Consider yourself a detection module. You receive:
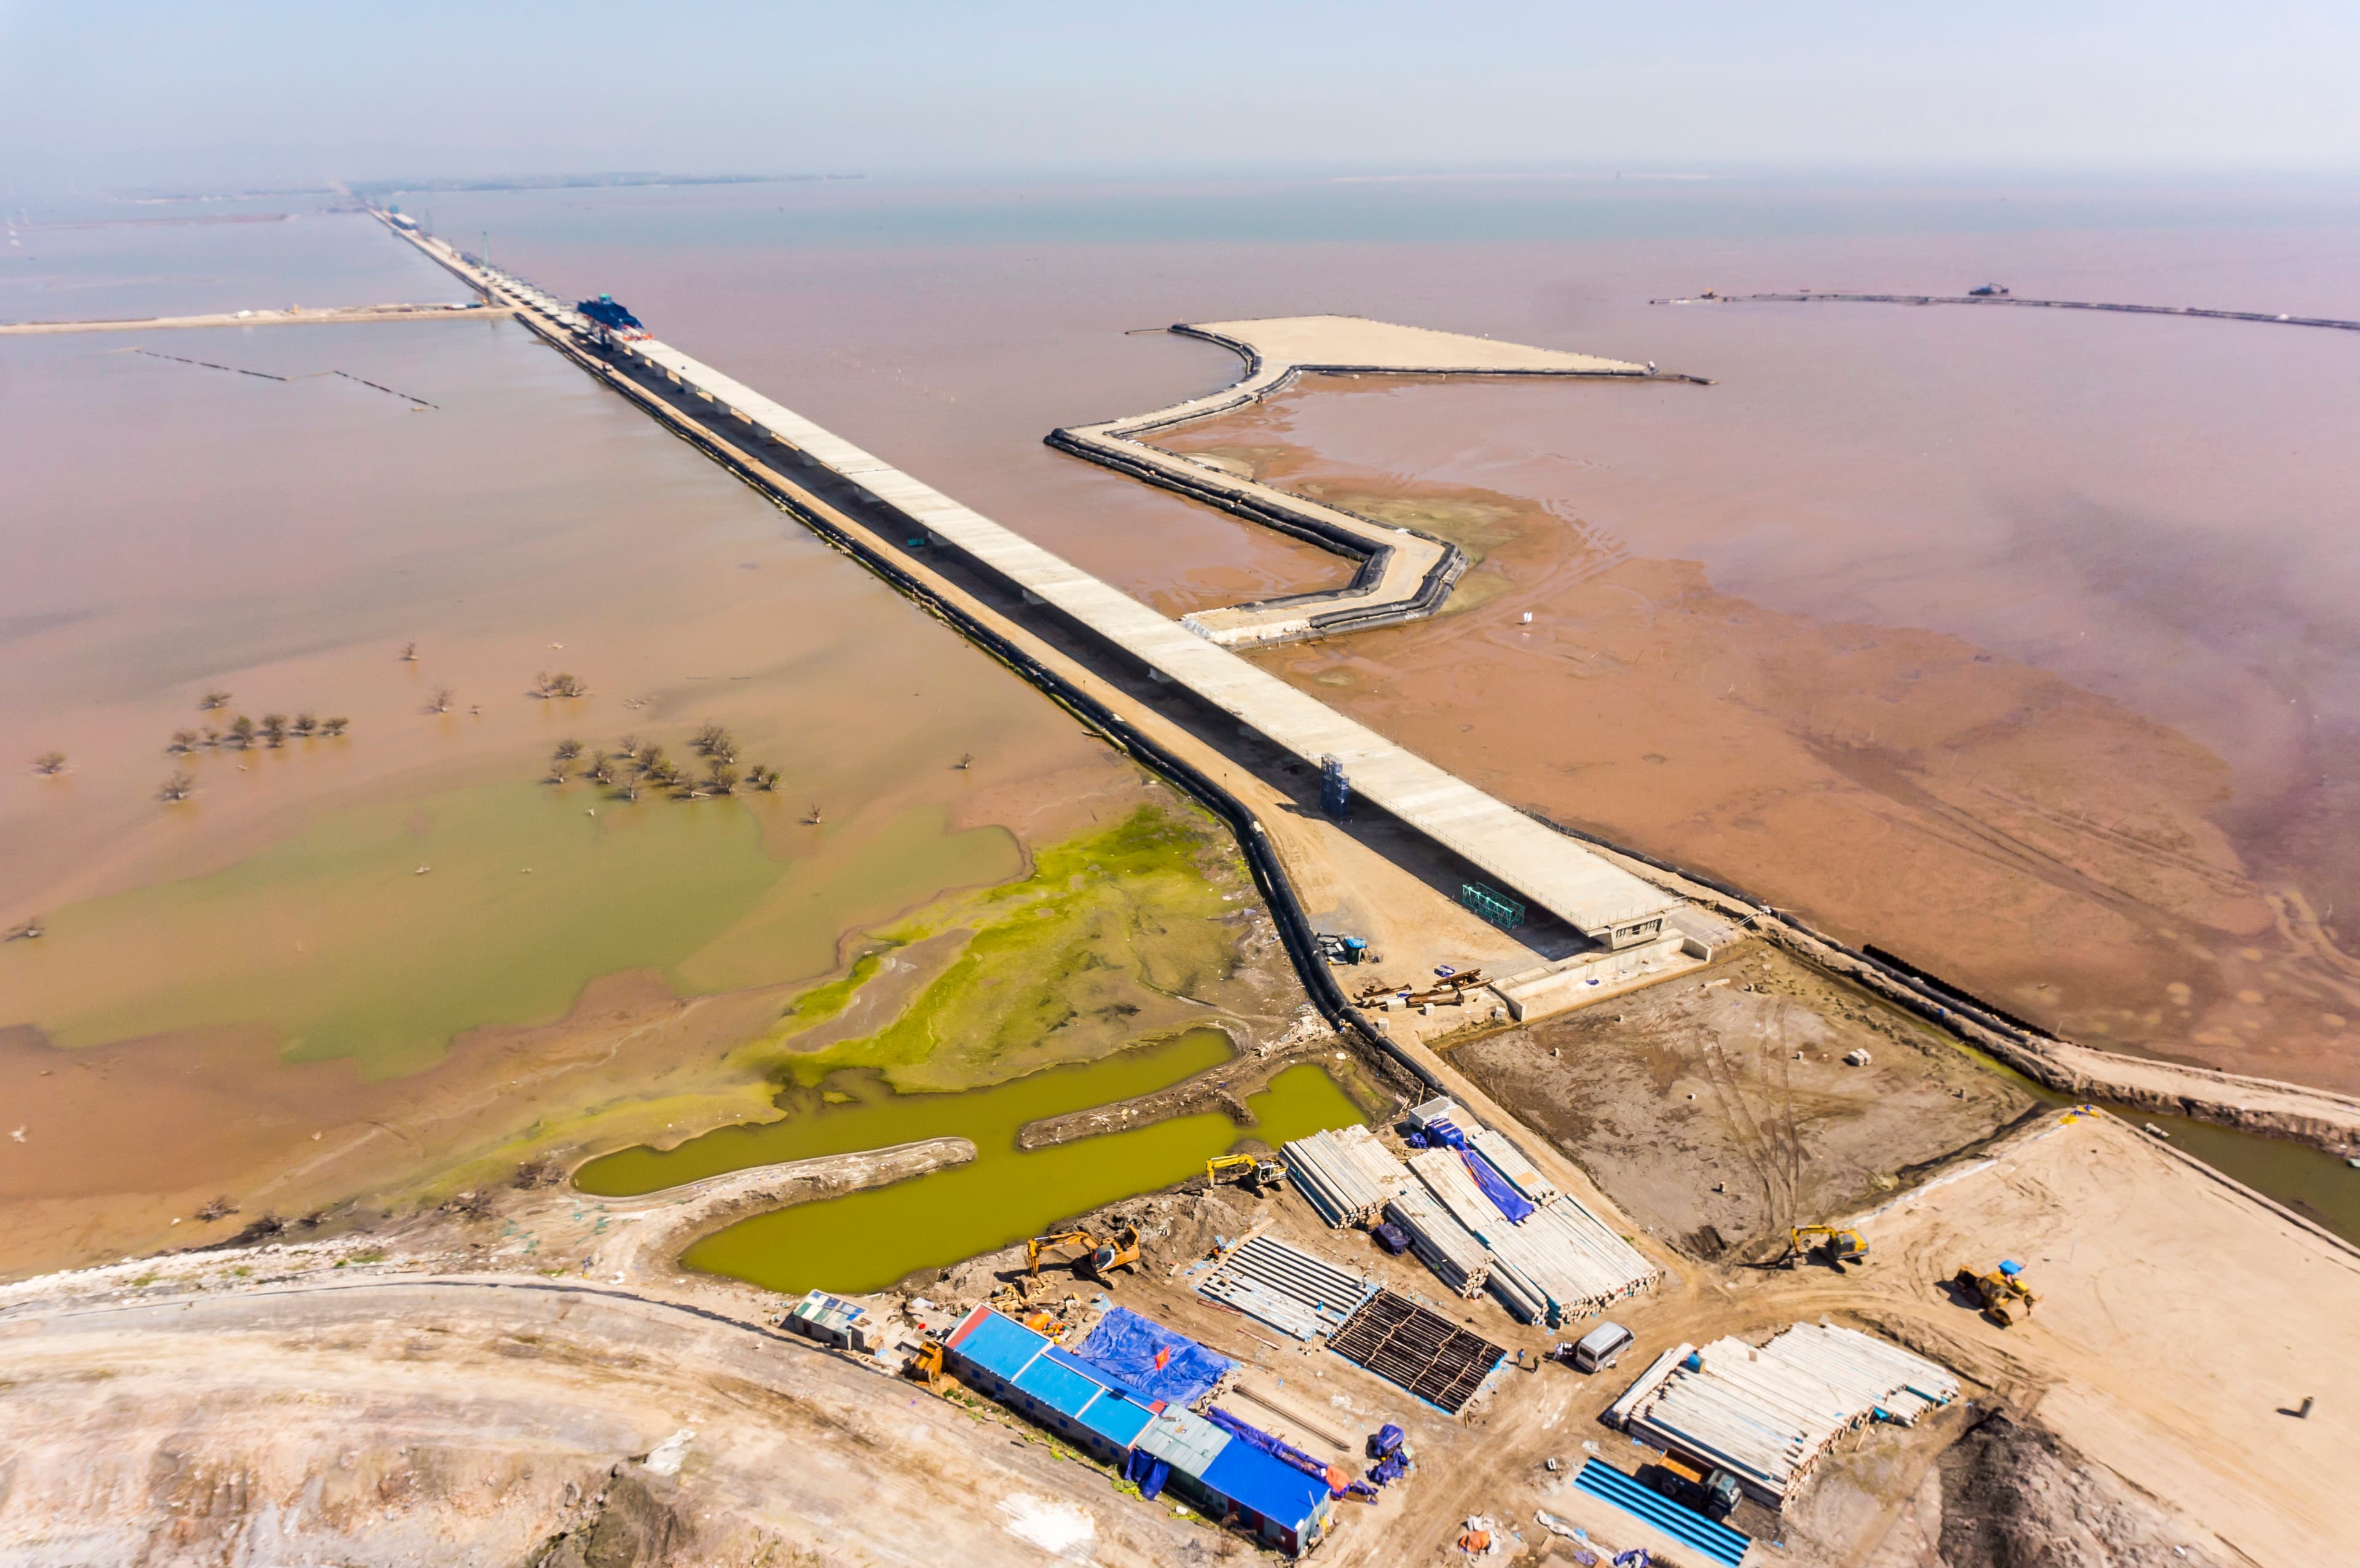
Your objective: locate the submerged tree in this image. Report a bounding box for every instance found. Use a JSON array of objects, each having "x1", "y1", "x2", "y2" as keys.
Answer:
[
  {"x1": 259, "y1": 714, "x2": 288, "y2": 748},
  {"x1": 227, "y1": 716, "x2": 256, "y2": 750},
  {"x1": 707, "y1": 761, "x2": 741, "y2": 795},
  {"x1": 746, "y1": 763, "x2": 781, "y2": 793},
  {"x1": 553, "y1": 738, "x2": 584, "y2": 763},
  {"x1": 157, "y1": 771, "x2": 195, "y2": 802},
  {"x1": 32, "y1": 751, "x2": 66, "y2": 775},
  {"x1": 691, "y1": 722, "x2": 736, "y2": 762},
  {"x1": 427, "y1": 688, "x2": 454, "y2": 715},
  {"x1": 398, "y1": 642, "x2": 419, "y2": 662},
  {"x1": 533, "y1": 671, "x2": 586, "y2": 700},
  {"x1": 584, "y1": 751, "x2": 615, "y2": 786},
  {"x1": 320, "y1": 717, "x2": 350, "y2": 738},
  {"x1": 199, "y1": 690, "x2": 232, "y2": 711},
  {"x1": 291, "y1": 713, "x2": 317, "y2": 739},
  {"x1": 167, "y1": 729, "x2": 200, "y2": 754}
]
